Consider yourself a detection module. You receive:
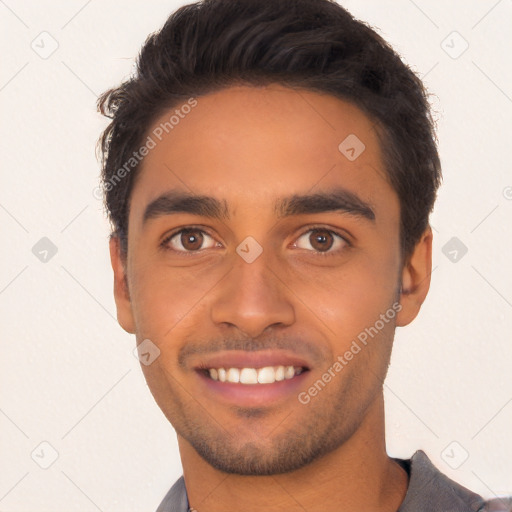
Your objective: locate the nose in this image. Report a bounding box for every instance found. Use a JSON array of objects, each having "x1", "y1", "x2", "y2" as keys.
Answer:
[{"x1": 210, "y1": 251, "x2": 296, "y2": 338}]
